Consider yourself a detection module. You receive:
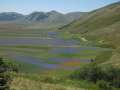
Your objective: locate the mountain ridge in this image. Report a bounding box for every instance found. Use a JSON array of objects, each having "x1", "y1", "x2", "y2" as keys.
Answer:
[{"x1": 0, "y1": 11, "x2": 86, "y2": 24}]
